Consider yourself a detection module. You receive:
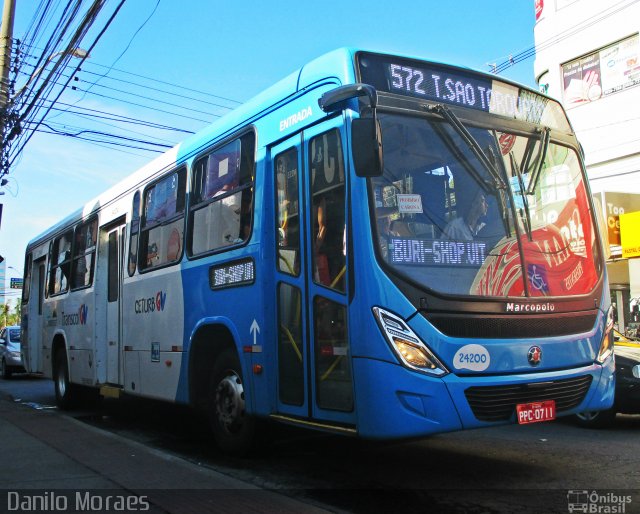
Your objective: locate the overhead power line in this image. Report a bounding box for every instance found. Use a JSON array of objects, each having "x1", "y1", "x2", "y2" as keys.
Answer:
[
  {"x1": 489, "y1": 0, "x2": 639, "y2": 74},
  {"x1": 6, "y1": 0, "x2": 127, "y2": 171}
]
